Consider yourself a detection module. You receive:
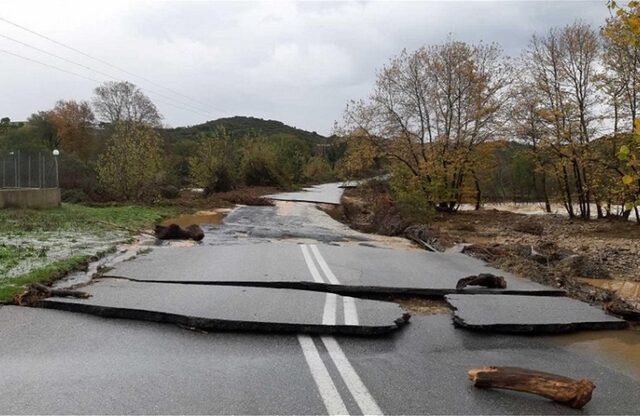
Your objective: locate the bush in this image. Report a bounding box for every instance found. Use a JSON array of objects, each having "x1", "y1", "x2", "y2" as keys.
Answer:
[
  {"x1": 96, "y1": 123, "x2": 164, "y2": 201},
  {"x1": 203, "y1": 163, "x2": 236, "y2": 195},
  {"x1": 241, "y1": 156, "x2": 284, "y2": 186},
  {"x1": 61, "y1": 189, "x2": 89, "y2": 203},
  {"x1": 388, "y1": 165, "x2": 434, "y2": 224},
  {"x1": 304, "y1": 156, "x2": 334, "y2": 183},
  {"x1": 240, "y1": 141, "x2": 286, "y2": 187},
  {"x1": 159, "y1": 185, "x2": 180, "y2": 199}
]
